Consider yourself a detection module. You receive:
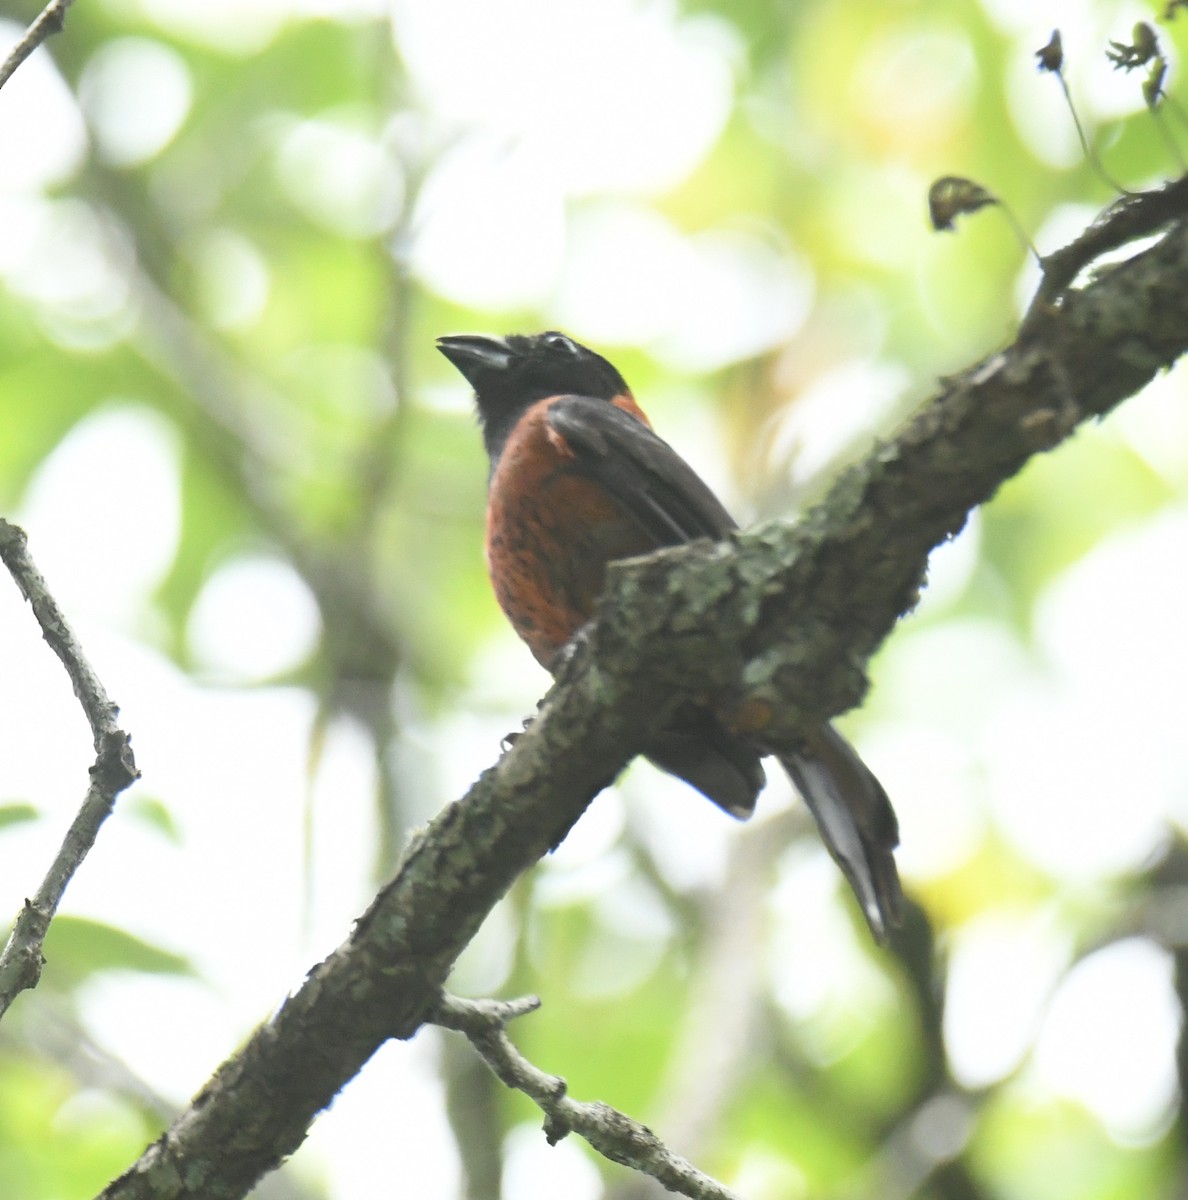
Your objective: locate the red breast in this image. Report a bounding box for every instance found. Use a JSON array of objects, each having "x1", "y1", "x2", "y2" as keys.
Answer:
[{"x1": 485, "y1": 392, "x2": 654, "y2": 669}]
